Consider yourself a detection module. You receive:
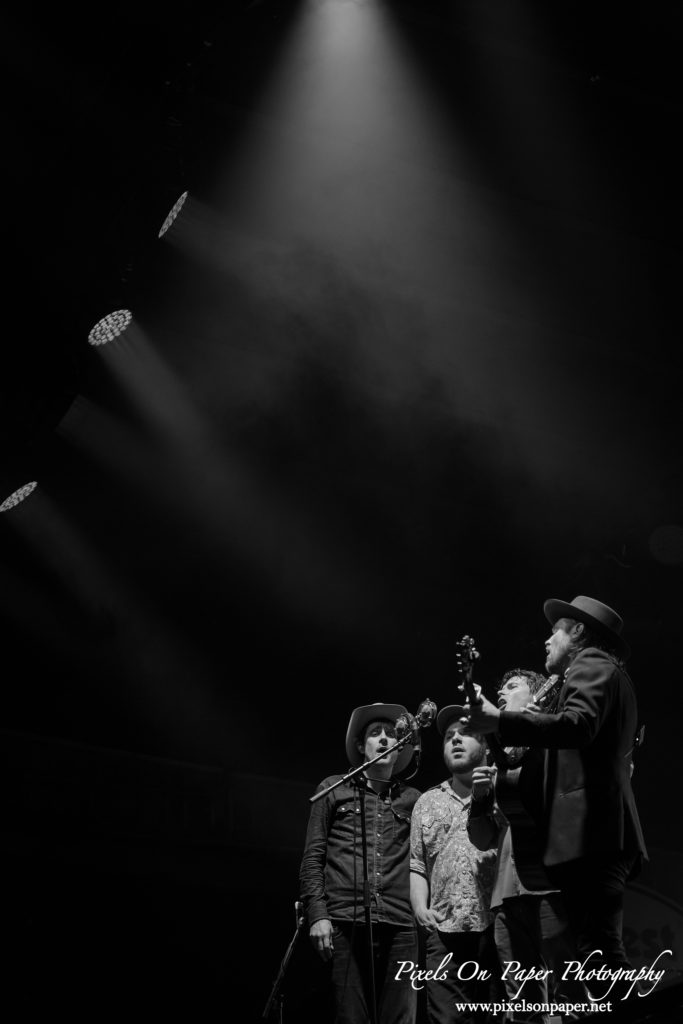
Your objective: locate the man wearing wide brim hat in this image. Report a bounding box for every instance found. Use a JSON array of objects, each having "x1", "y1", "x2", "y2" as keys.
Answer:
[
  {"x1": 465, "y1": 595, "x2": 647, "y2": 1003},
  {"x1": 344, "y1": 702, "x2": 415, "y2": 776},
  {"x1": 299, "y1": 702, "x2": 421, "y2": 1023},
  {"x1": 542, "y1": 595, "x2": 630, "y2": 658}
]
